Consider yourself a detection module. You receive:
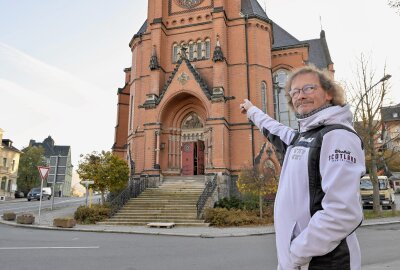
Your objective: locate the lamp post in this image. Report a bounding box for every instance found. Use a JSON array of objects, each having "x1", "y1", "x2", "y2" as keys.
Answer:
[{"x1": 353, "y1": 74, "x2": 392, "y2": 122}]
